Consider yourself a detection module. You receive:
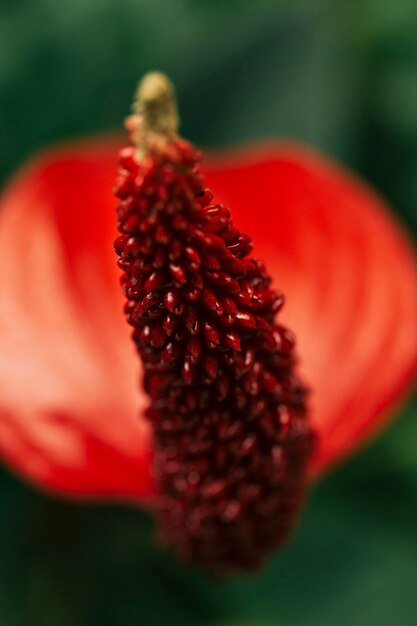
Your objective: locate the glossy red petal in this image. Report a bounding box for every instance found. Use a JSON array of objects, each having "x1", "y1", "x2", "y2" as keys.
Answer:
[
  {"x1": 0, "y1": 138, "x2": 416, "y2": 500},
  {"x1": 203, "y1": 143, "x2": 417, "y2": 475},
  {"x1": 0, "y1": 140, "x2": 153, "y2": 501}
]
